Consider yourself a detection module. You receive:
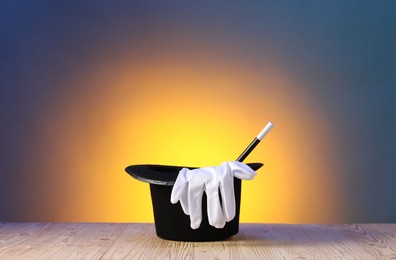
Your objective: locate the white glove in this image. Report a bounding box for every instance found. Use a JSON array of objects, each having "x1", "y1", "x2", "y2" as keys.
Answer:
[{"x1": 170, "y1": 161, "x2": 256, "y2": 229}]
